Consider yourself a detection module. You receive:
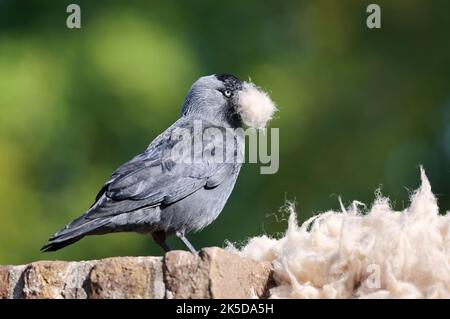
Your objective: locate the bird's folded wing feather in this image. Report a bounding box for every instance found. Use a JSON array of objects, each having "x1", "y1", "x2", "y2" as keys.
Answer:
[{"x1": 84, "y1": 119, "x2": 240, "y2": 220}]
